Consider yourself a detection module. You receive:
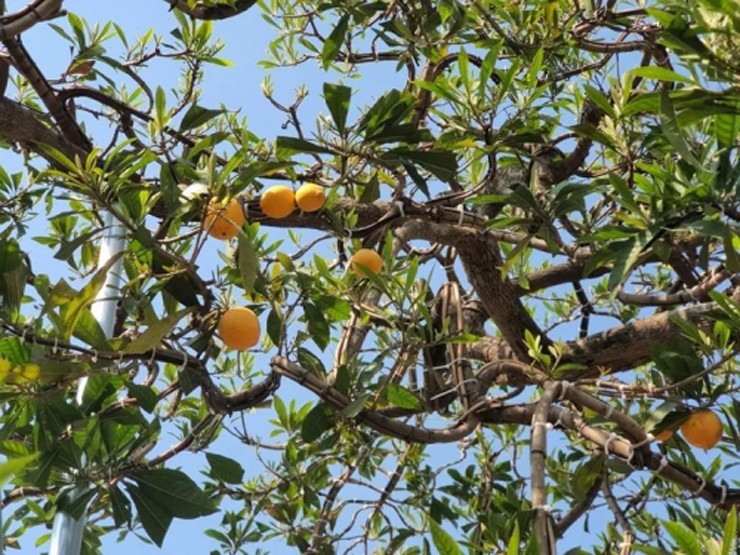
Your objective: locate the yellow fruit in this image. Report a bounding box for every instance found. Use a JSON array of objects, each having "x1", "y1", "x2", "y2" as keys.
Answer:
[
  {"x1": 218, "y1": 307, "x2": 261, "y2": 351},
  {"x1": 260, "y1": 186, "x2": 295, "y2": 219},
  {"x1": 654, "y1": 429, "x2": 673, "y2": 443},
  {"x1": 295, "y1": 183, "x2": 326, "y2": 212},
  {"x1": 0, "y1": 358, "x2": 12, "y2": 382},
  {"x1": 203, "y1": 199, "x2": 245, "y2": 240},
  {"x1": 350, "y1": 249, "x2": 383, "y2": 277},
  {"x1": 20, "y1": 363, "x2": 41, "y2": 381},
  {"x1": 680, "y1": 409, "x2": 723, "y2": 450}
]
